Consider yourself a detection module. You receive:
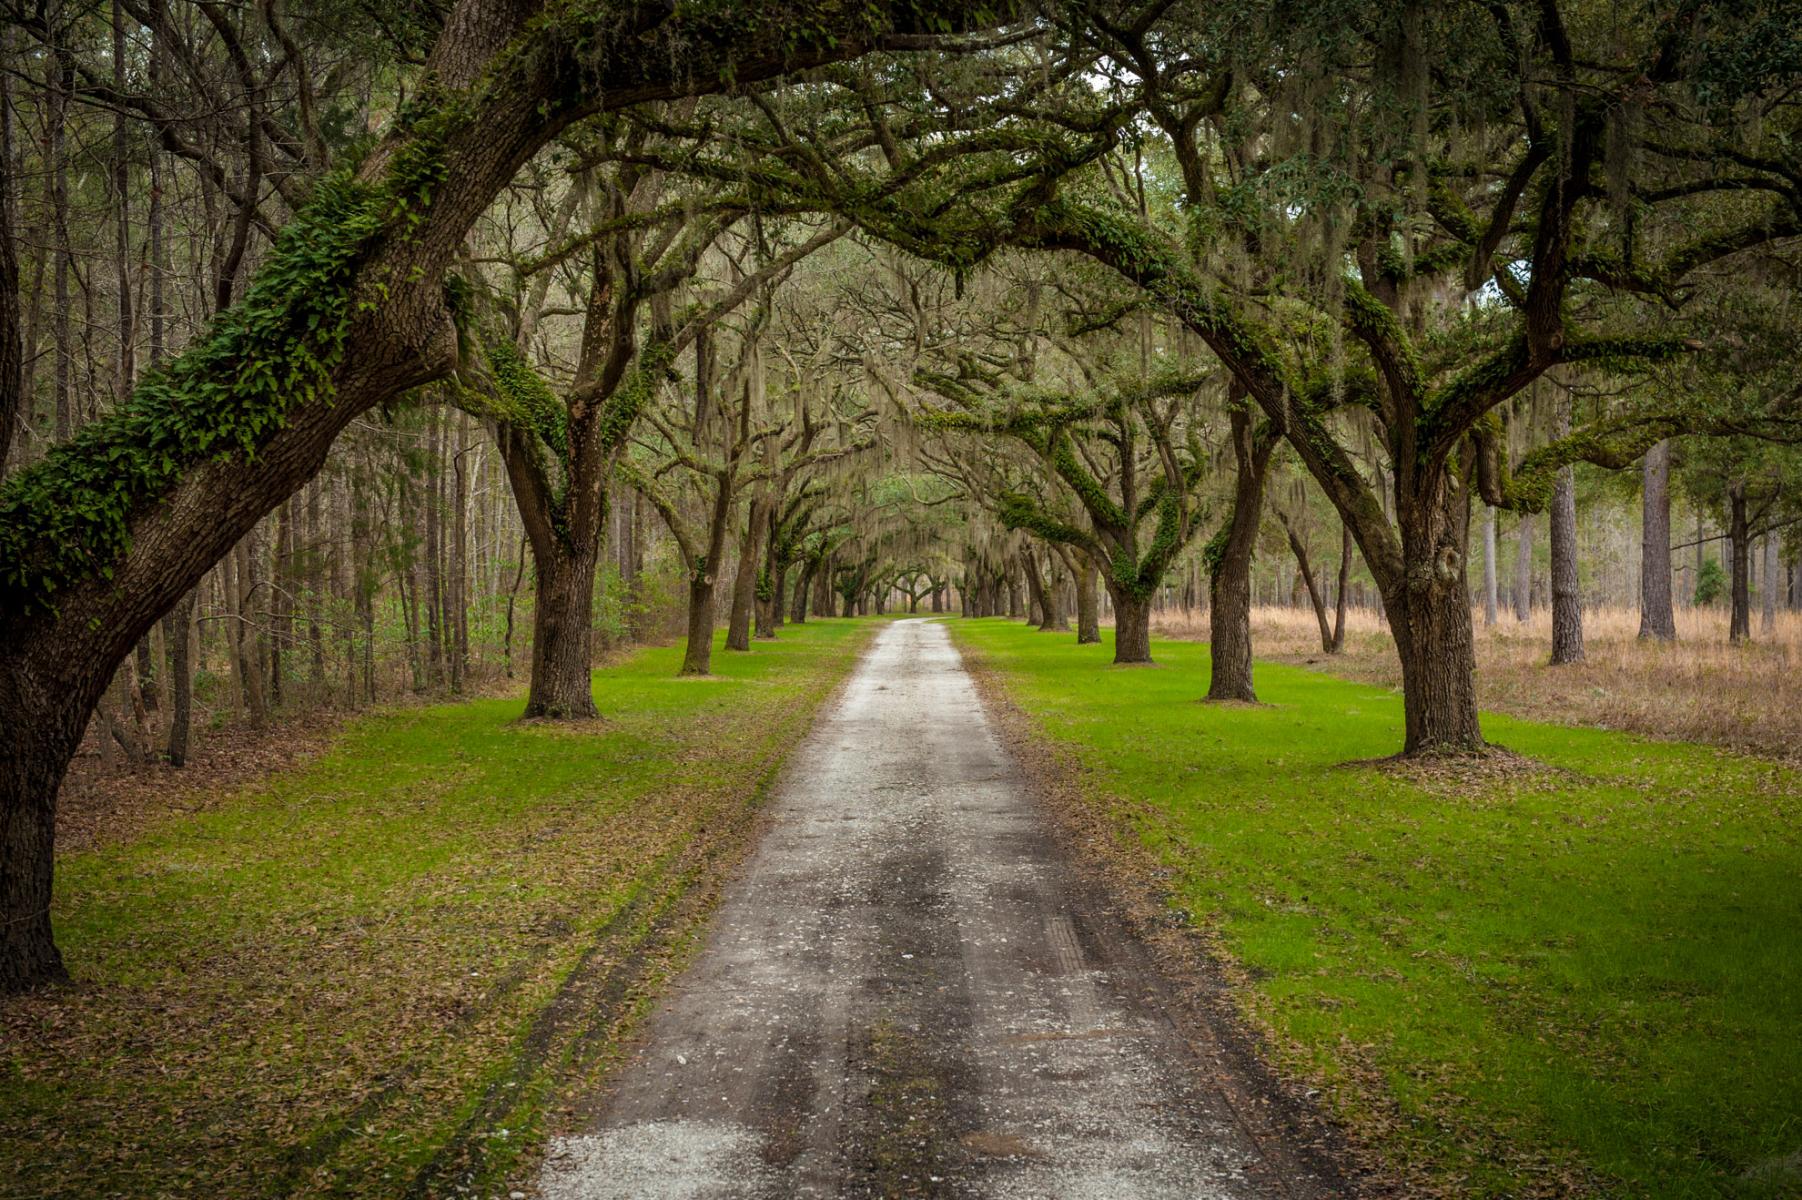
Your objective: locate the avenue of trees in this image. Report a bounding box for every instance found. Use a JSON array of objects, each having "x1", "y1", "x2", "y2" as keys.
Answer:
[{"x1": 2, "y1": 0, "x2": 1800, "y2": 993}]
